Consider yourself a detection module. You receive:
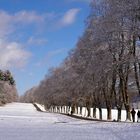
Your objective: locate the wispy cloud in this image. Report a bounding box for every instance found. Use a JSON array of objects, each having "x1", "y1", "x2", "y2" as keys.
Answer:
[
  {"x1": 28, "y1": 72, "x2": 33, "y2": 77},
  {"x1": 14, "y1": 11, "x2": 45, "y2": 24},
  {"x1": 66, "y1": 0, "x2": 91, "y2": 3},
  {"x1": 0, "y1": 39, "x2": 31, "y2": 69},
  {"x1": 0, "y1": 9, "x2": 80, "y2": 37},
  {"x1": 35, "y1": 48, "x2": 68, "y2": 67},
  {"x1": 27, "y1": 36, "x2": 48, "y2": 46},
  {"x1": 58, "y1": 8, "x2": 80, "y2": 27},
  {"x1": 0, "y1": 11, "x2": 14, "y2": 38},
  {"x1": 0, "y1": 10, "x2": 46, "y2": 38}
]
